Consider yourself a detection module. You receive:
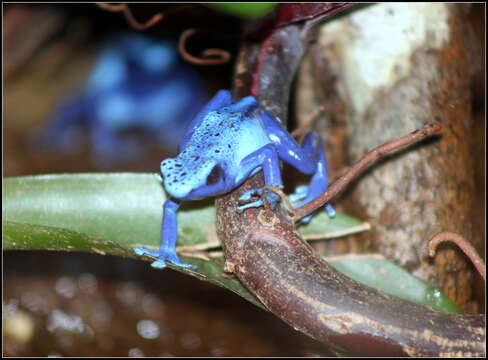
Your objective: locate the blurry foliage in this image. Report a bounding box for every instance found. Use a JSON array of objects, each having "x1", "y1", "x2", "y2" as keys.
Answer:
[{"x1": 205, "y1": 3, "x2": 277, "y2": 18}]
